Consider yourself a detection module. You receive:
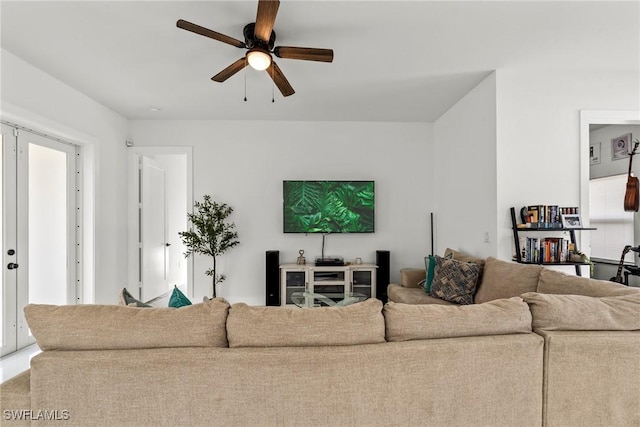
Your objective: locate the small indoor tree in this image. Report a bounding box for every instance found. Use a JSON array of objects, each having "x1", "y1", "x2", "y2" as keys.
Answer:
[{"x1": 179, "y1": 195, "x2": 239, "y2": 298}]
